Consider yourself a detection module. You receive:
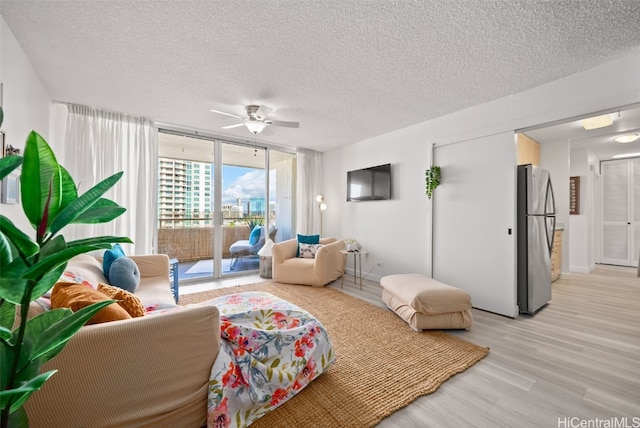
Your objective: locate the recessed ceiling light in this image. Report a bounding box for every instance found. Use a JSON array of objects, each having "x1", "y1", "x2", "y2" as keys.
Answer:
[
  {"x1": 612, "y1": 152, "x2": 640, "y2": 159},
  {"x1": 613, "y1": 133, "x2": 640, "y2": 143},
  {"x1": 579, "y1": 114, "x2": 613, "y2": 130}
]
